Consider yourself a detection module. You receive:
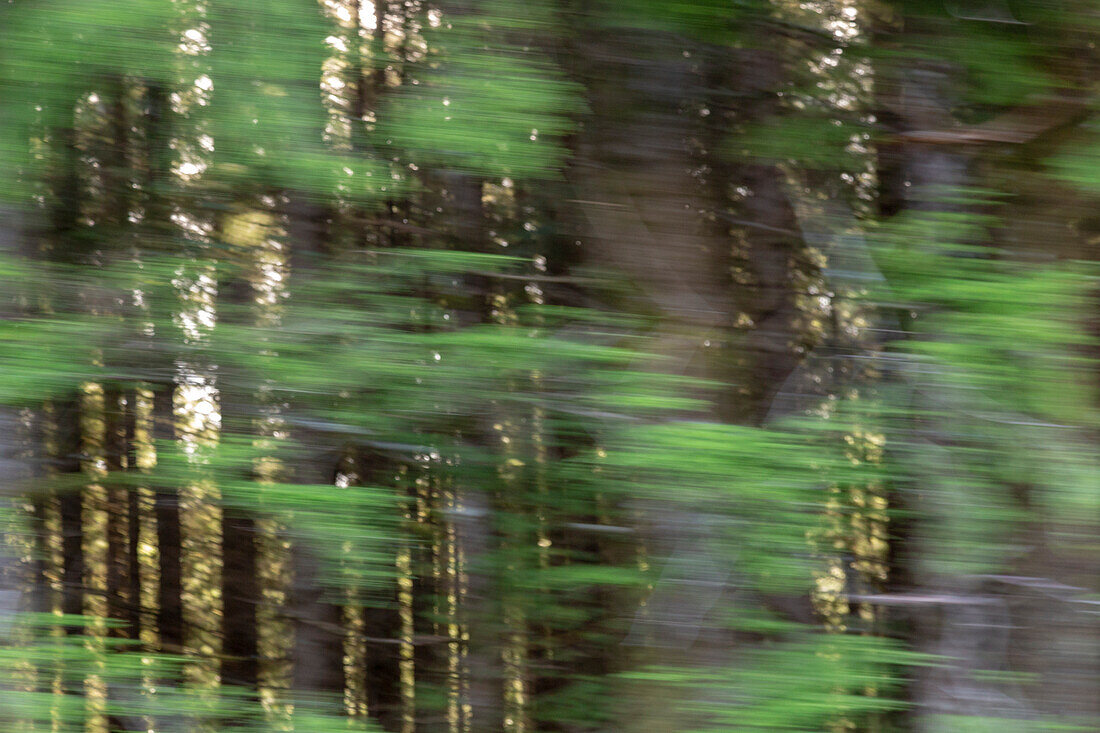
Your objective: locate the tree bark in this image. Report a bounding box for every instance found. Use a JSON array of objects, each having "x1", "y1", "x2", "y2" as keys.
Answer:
[
  {"x1": 868, "y1": 12, "x2": 1100, "y2": 728},
  {"x1": 567, "y1": 22, "x2": 808, "y2": 729},
  {"x1": 216, "y1": 225, "x2": 264, "y2": 703},
  {"x1": 220, "y1": 512, "x2": 259, "y2": 689},
  {"x1": 153, "y1": 386, "x2": 183, "y2": 653},
  {"x1": 56, "y1": 399, "x2": 85, "y2": 635},
  {"x1": 284, "y1": 194, "x2": 347, "y2": 719},
  {"x1": 125, "y1": 392, "x2": 142, "y2": 642},
  {"x1": 287, "y1": 452, "x2": 347, "y2": 716},
  {"x1": 104, "y1": 387, "x2": 131, "y2": 635}
]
